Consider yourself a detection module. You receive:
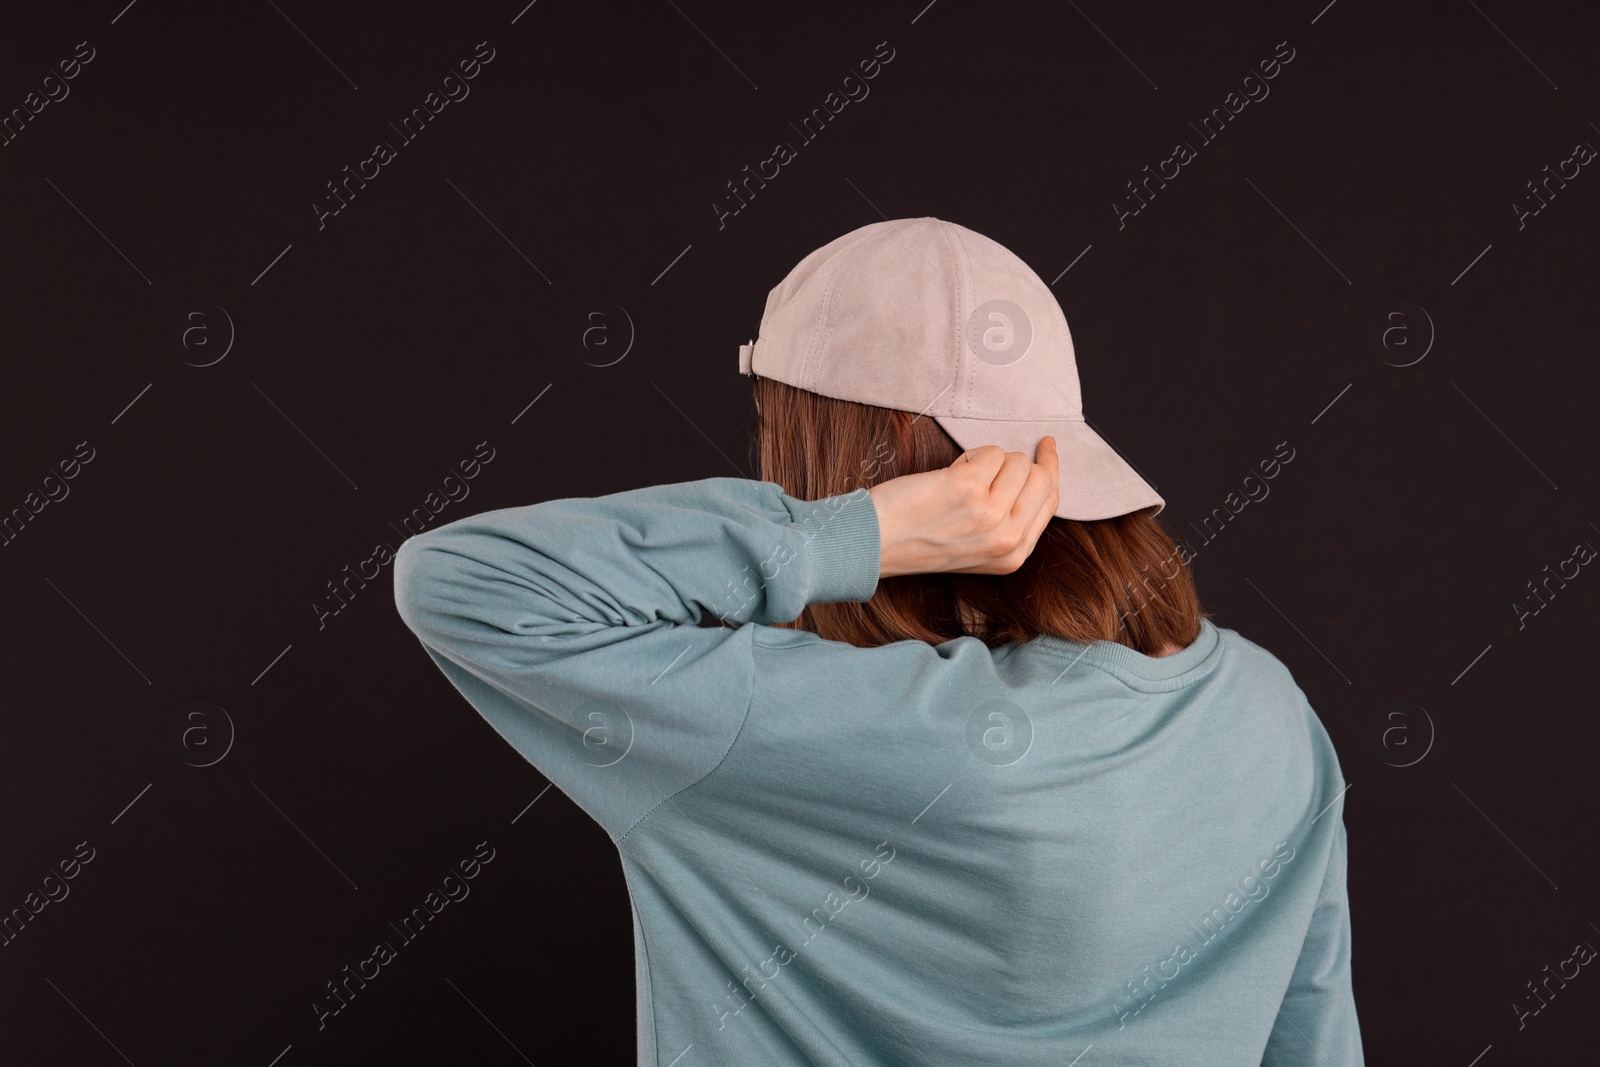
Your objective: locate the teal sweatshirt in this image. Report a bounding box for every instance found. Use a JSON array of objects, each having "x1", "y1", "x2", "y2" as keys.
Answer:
[{"x1": 392, "y1": 476, "x2": 1363, "y2": 1066}]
